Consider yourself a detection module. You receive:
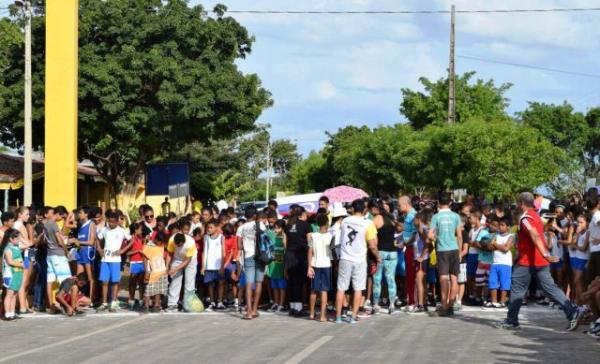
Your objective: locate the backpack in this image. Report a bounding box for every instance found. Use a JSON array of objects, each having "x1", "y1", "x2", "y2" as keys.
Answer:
[{"x1": 254, "y1": 221, "x2": 274, "y2": 266}]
